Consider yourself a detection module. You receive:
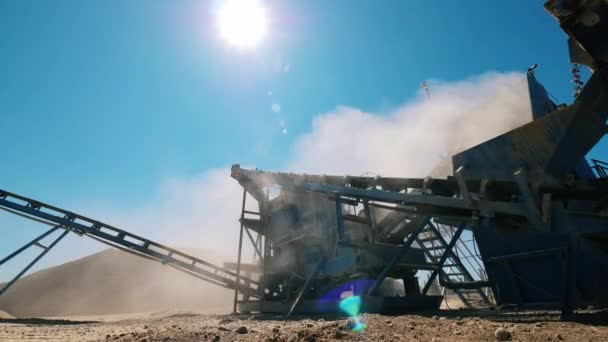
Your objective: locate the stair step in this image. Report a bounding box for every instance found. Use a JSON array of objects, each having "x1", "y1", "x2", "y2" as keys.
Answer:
[
  {"x1": 418, "y1": 236, "x2": 440, "y2": 243},
  {"x1": 426, "y1": 246, "x2": 445, "y2": 251}
]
